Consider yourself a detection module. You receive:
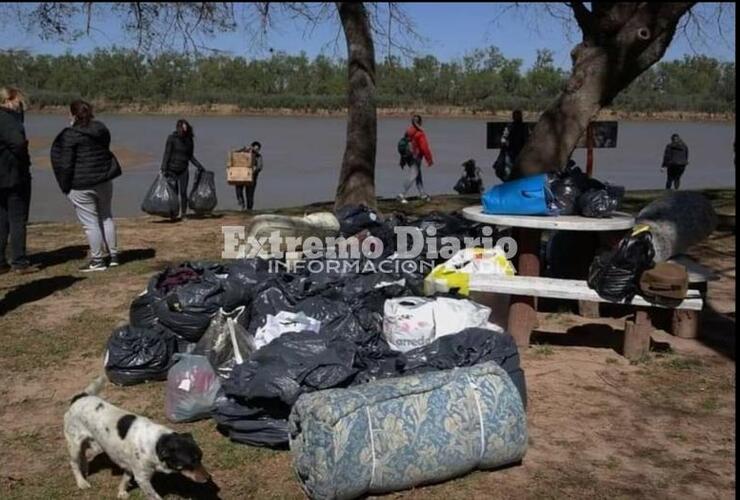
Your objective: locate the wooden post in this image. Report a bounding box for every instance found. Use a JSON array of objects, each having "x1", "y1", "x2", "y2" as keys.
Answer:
[
  {"x1": 508, "y1": 227, "x2": 541, "y2": 347},
  {"x1": 578, "y1": 301, "x2": 600, "y2": 318},
  {"x1": 623, "y1": 308, "x2": 651, "y2": 360},
  {"x1": 586, "y1": 122, "x2": 594, "y2": 177},
  {"x1": 671, "y1": 309, "x2": 700, "y2": 339}
]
